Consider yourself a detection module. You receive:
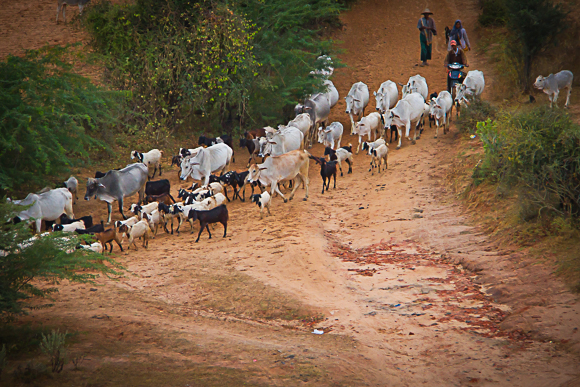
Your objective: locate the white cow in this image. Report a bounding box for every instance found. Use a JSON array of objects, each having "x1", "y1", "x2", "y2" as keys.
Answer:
[
  {"x1": 455, "y1": 70, "x2": 485, "y2": 107},
  {"x1": 247, "y1": 150, "x2": 310, "y2": 203},
  {"x1": 323, "y1": 80, "x2": 339, "y2": 108},
  {"x1": 180, "y1": 143, "x2": 232, "y2": 185},
  {"x1": 534, "y1": 70, "x2": 573, "y2": 108},
  {"x1": 384, "y1": 93, "x2": 426, "y2": 149},
  {"x1": 286, "y1": 113, "x2": 312, "y2": 148},
  {"x1": 262, "y1": 126, "x2": 303, "y2": 157},
  {"x1": 429, "y1": 91, "x2": 453, "y2": 138},
  {"x1": 345, "y1": 82, "x2": 370, "y2": 134},
  {"x1": 353, "y1": 112, "x2": 382, "y2": 154},
  {"x1": 318, "y1": 122, "x2": 343, "y2": 150},
  {"x1": 401, "y1": 75, "x2": 429, "y2": 100},
  {"x1": 374, "y1": 81, "x2": 399, "y2": 114},
  {"x1": 12, "y1": 188, "x2": 74, "y2": 234}
]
